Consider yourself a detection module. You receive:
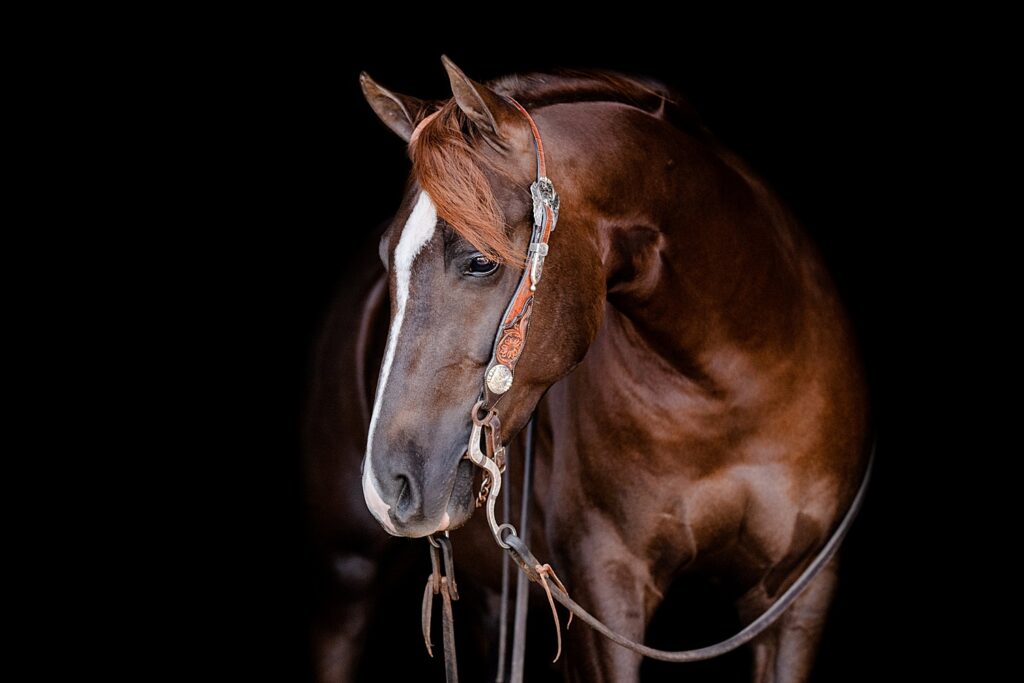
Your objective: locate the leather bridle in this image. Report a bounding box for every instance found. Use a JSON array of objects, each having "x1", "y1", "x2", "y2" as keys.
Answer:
[
  {"x1": 418, "y1": 98, "x2": 874, "y2": 683},
  {"x1": 463, "y1": 98, "x2": 559, "y2": 551}
]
